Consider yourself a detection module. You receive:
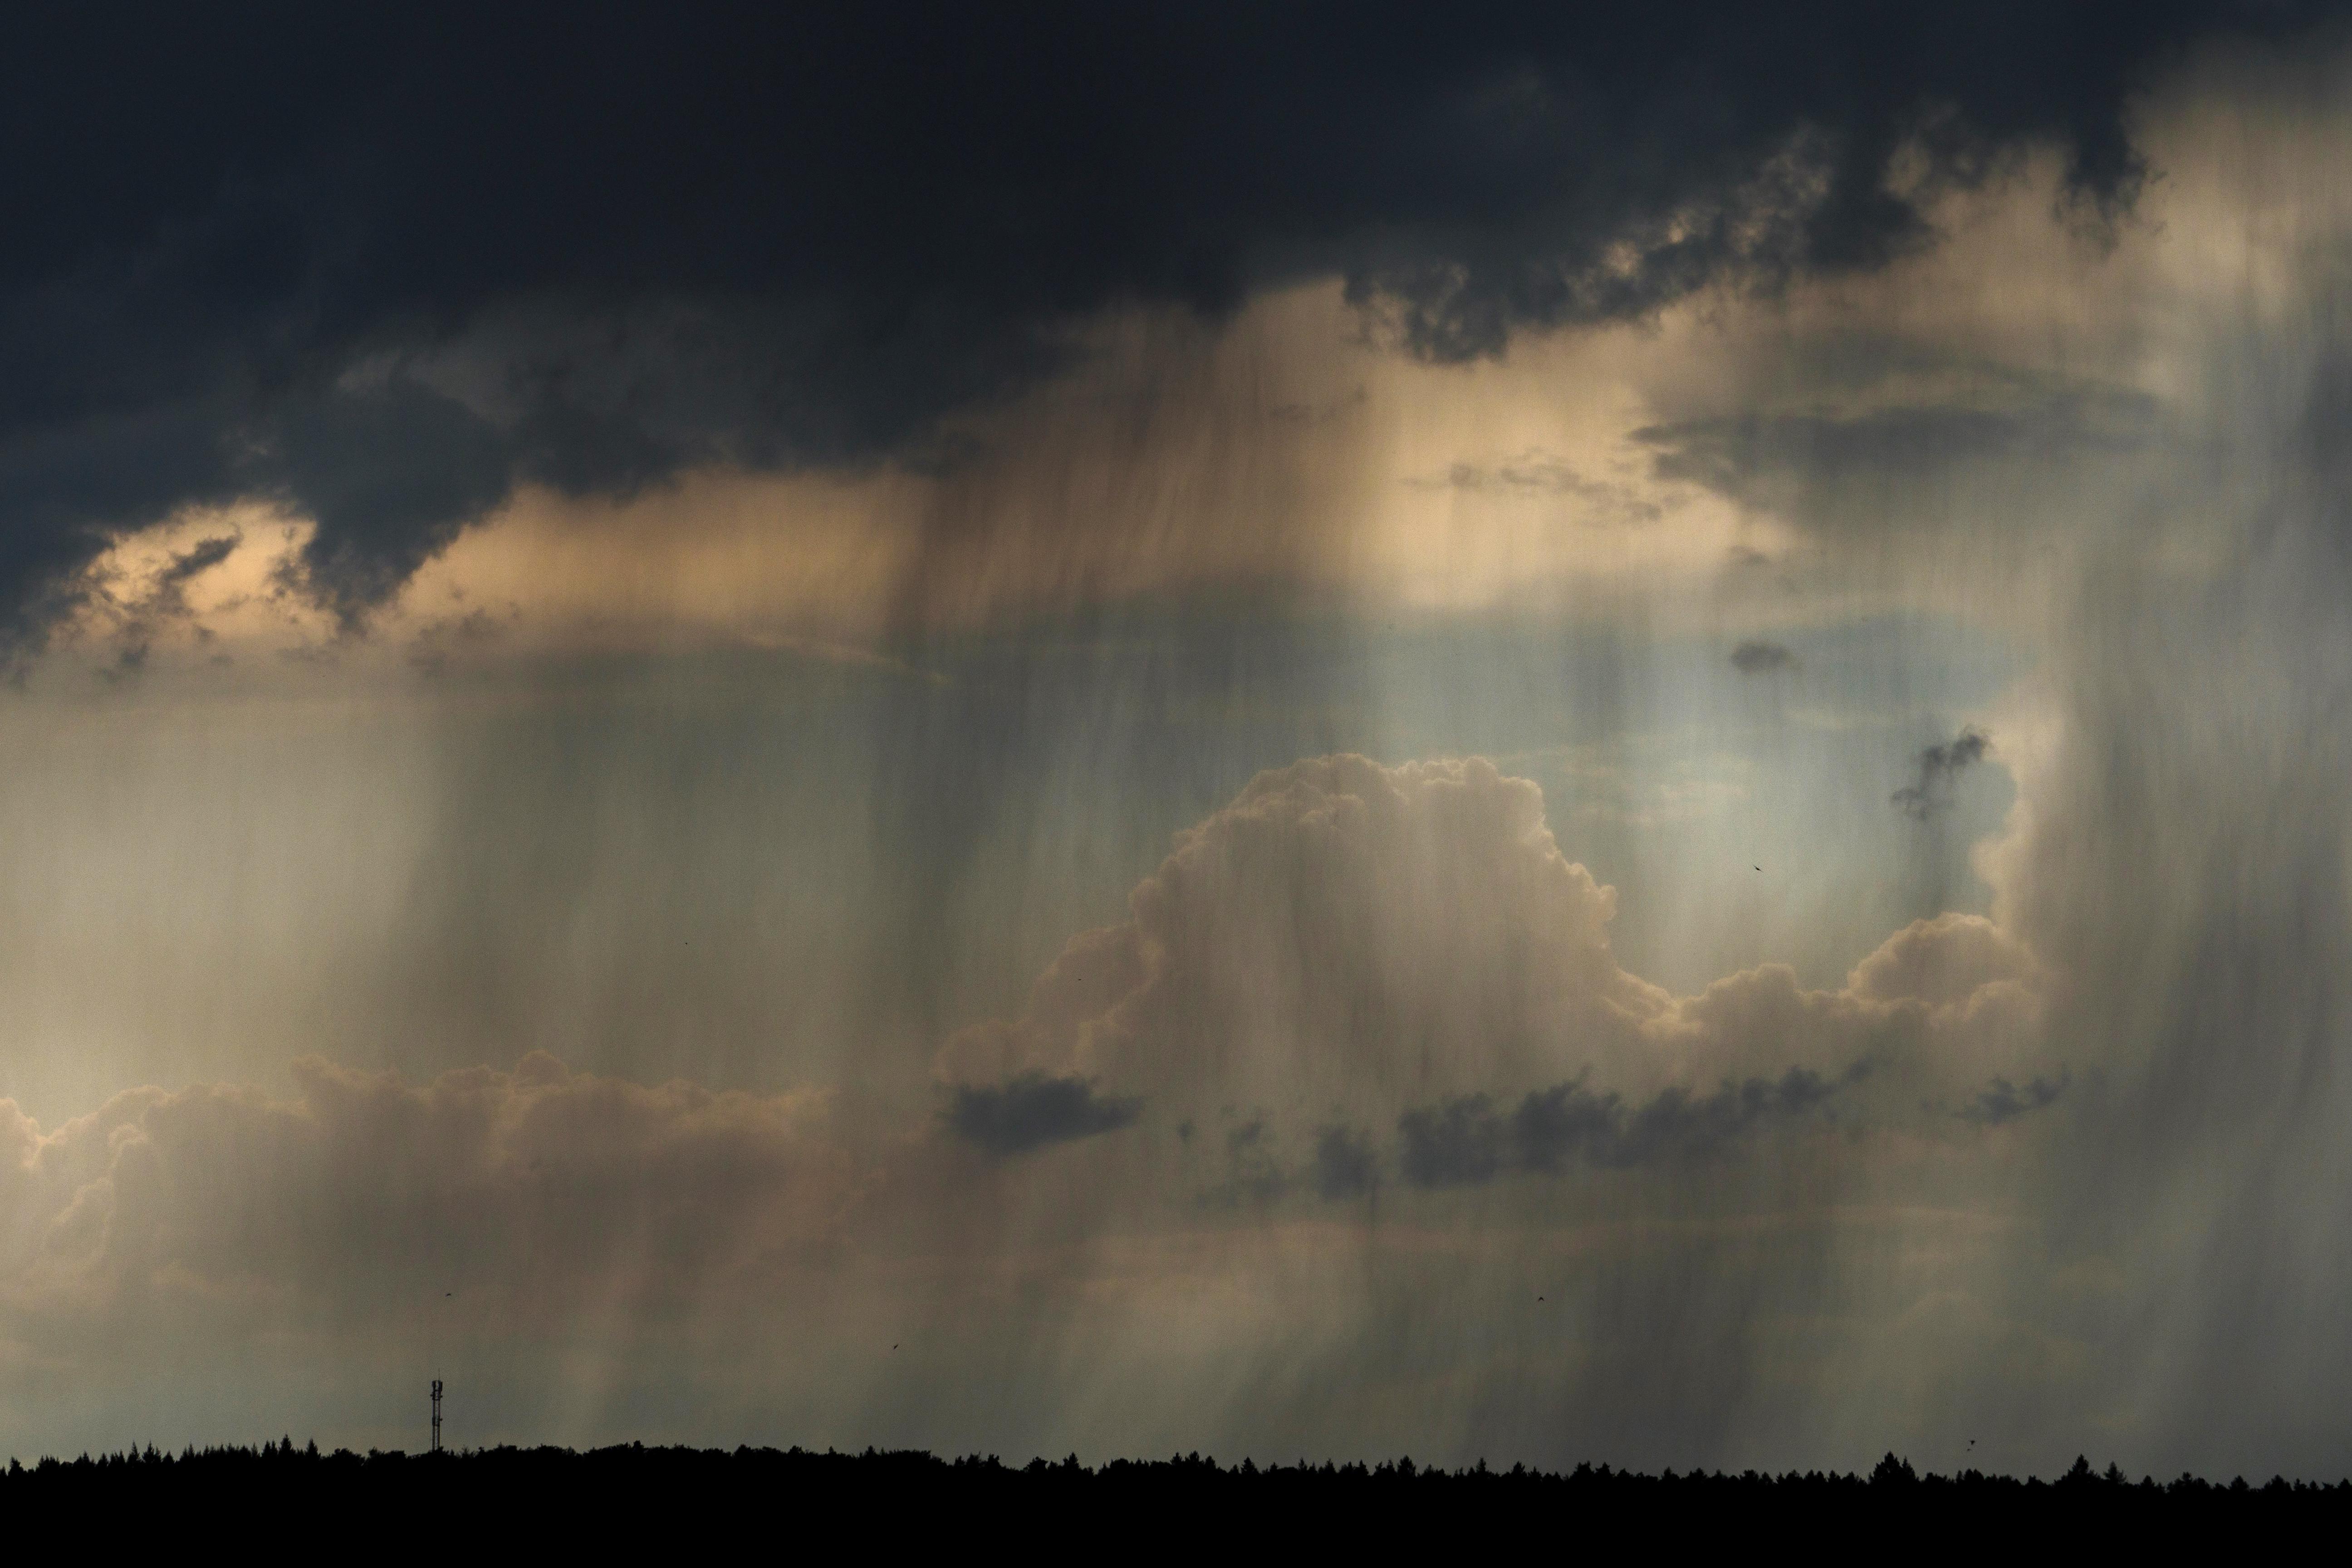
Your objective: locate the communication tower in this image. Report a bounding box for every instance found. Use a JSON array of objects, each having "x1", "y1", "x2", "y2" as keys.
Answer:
[{"x1": 431, "y1": 1379, "x2": 443, "y2": 1454}]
